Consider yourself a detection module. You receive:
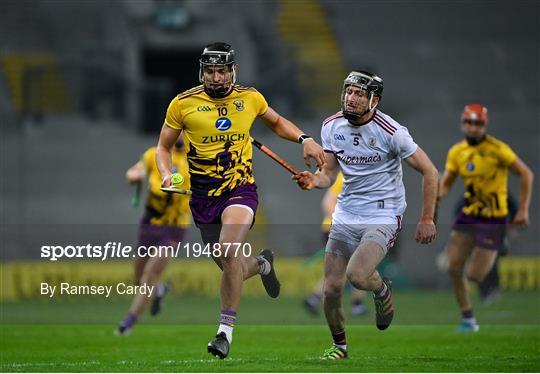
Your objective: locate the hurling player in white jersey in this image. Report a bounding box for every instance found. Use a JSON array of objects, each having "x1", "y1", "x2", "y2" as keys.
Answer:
[{"x1": 295, "y1": 70, "x2": 438, "y2": 360}]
